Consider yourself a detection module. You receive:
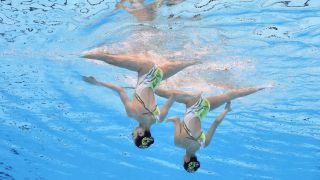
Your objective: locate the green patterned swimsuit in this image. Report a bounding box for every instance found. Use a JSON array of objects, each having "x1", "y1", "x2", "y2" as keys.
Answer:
[
  {"x1": 183, "y1": 96, "x2": 210, "y2": 148},
  {"x1": 135, "y1": 66, "x2": 163, "y2": 122}
]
